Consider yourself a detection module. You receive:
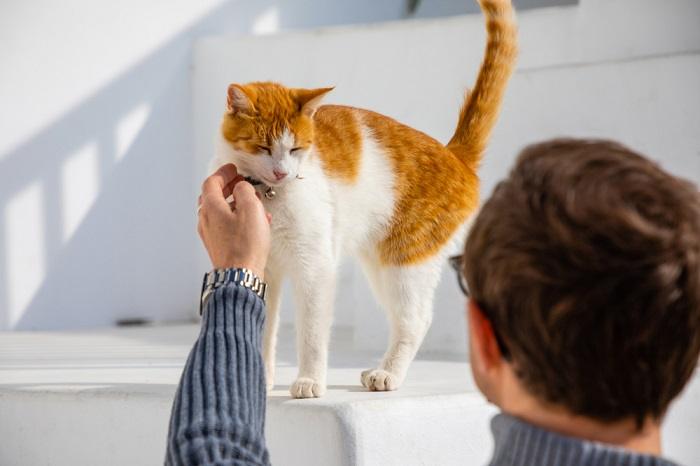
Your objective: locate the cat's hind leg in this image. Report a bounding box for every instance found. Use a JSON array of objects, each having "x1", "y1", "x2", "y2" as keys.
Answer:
[{"x1": 360, "y1": 255, "x2": 444, "y2": 391}]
